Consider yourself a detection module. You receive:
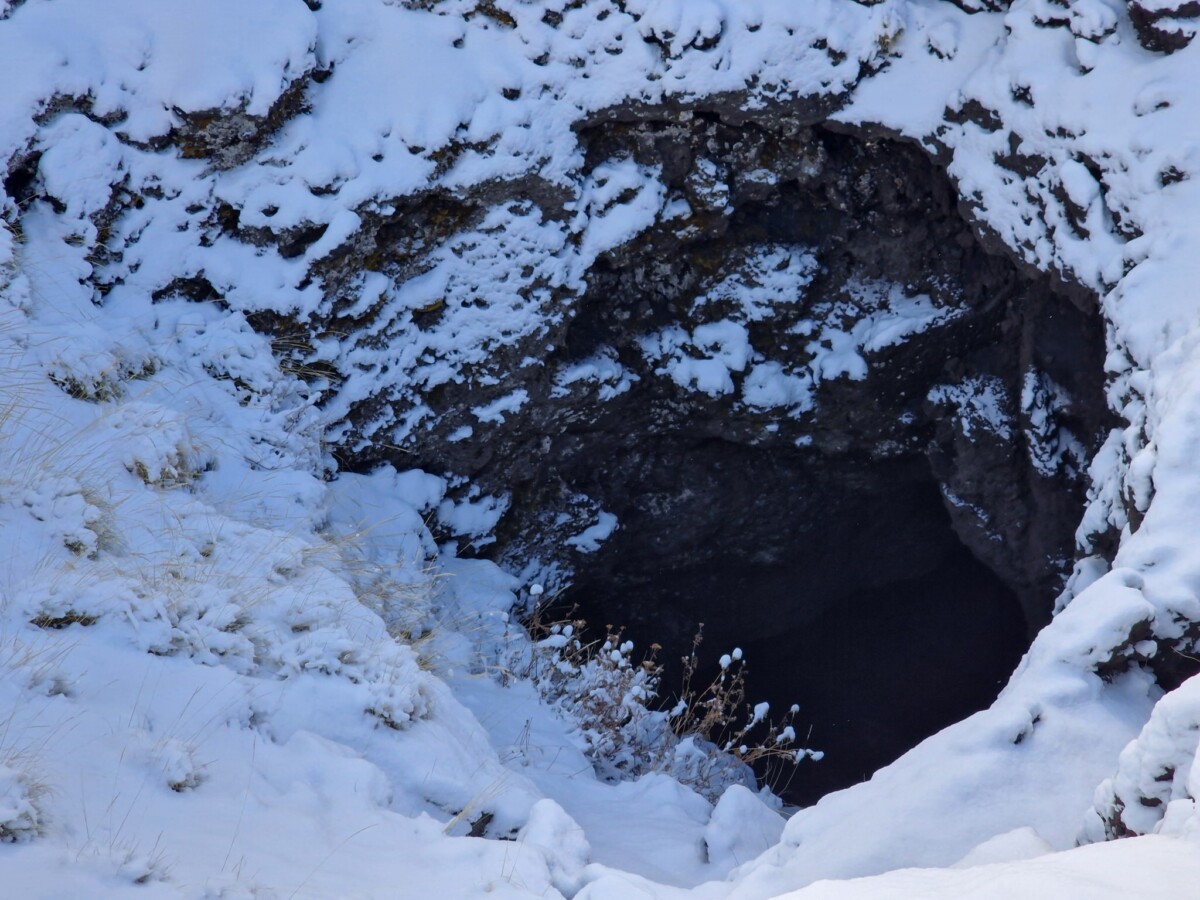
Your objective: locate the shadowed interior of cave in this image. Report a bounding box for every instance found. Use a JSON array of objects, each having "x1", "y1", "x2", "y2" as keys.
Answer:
[
  {"x1": 558, "y1": 447, "x2": 1030, "y2": 808},
  {"x1": 740, "y1": 547, "x2": 1026, "y2": 806}
]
